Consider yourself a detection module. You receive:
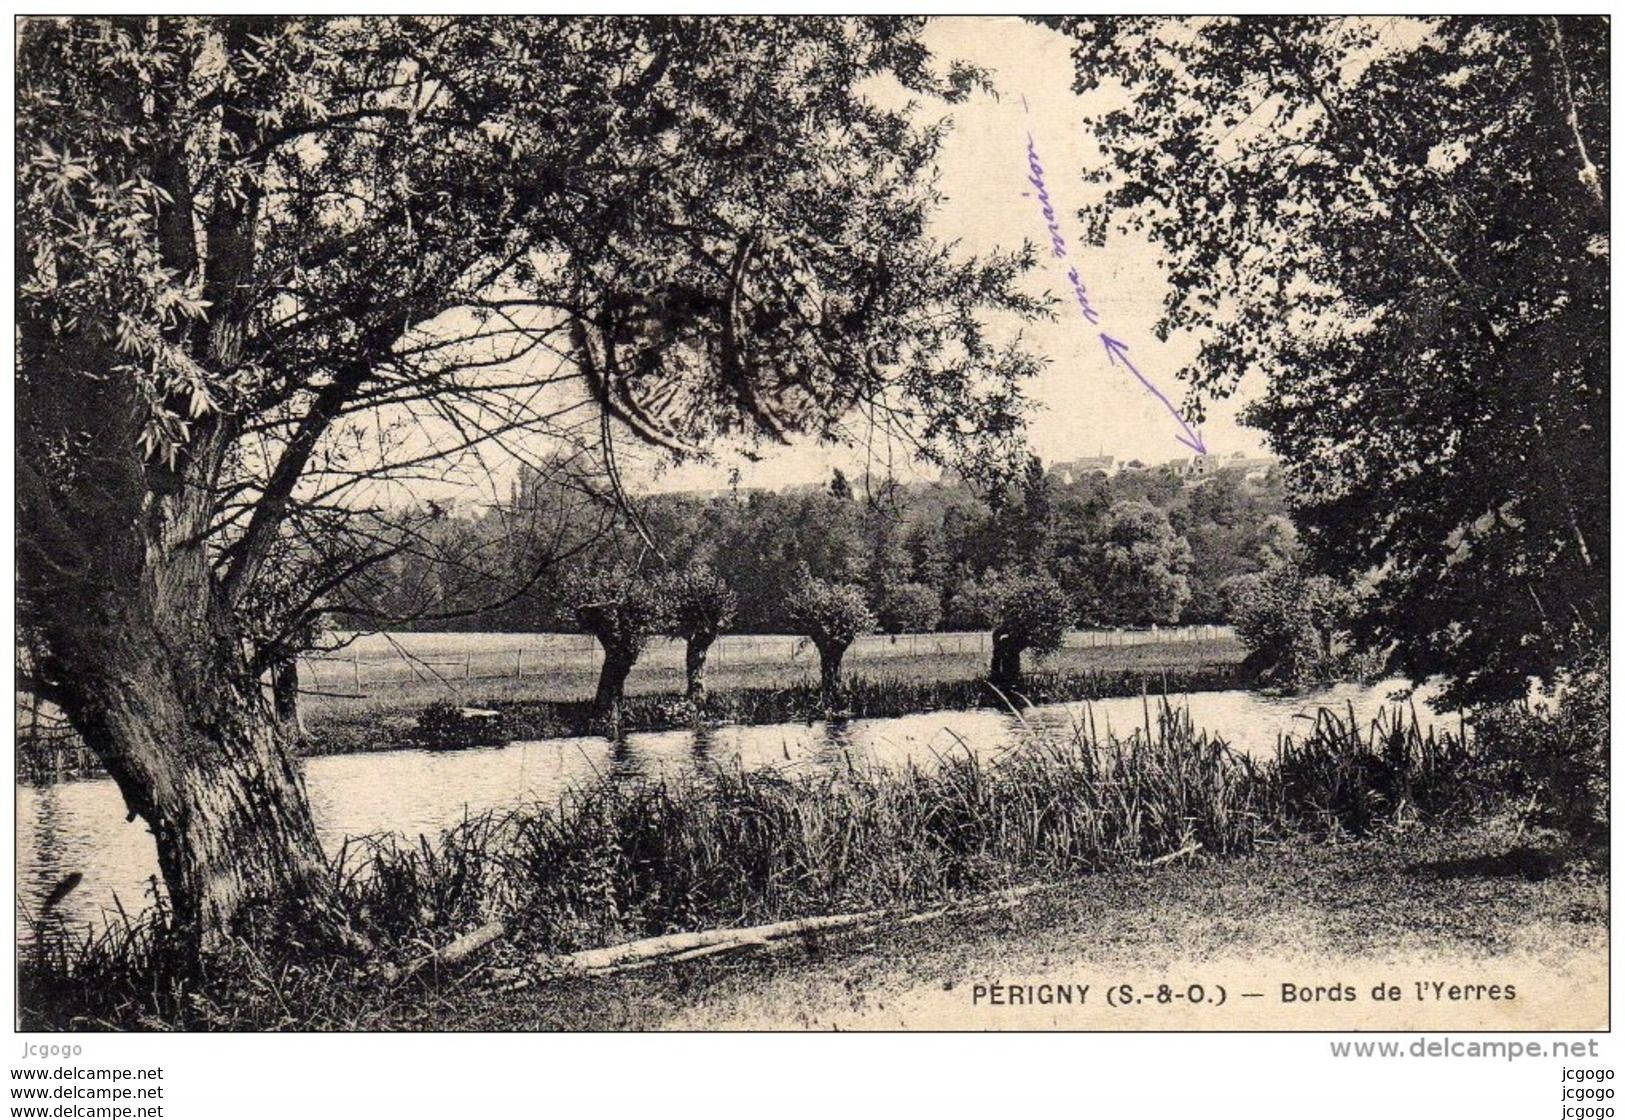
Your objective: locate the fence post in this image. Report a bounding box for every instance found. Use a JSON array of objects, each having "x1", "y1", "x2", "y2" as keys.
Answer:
[
  {"x1": 352, "y1": 653, "x2": 361, "y2": 688},
  {"x1": 465, "y1": 651, "x2": 473, "y2": 681},
  {"x1": 516, "y1": 649, "x2": 524, "y2": 678}
]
